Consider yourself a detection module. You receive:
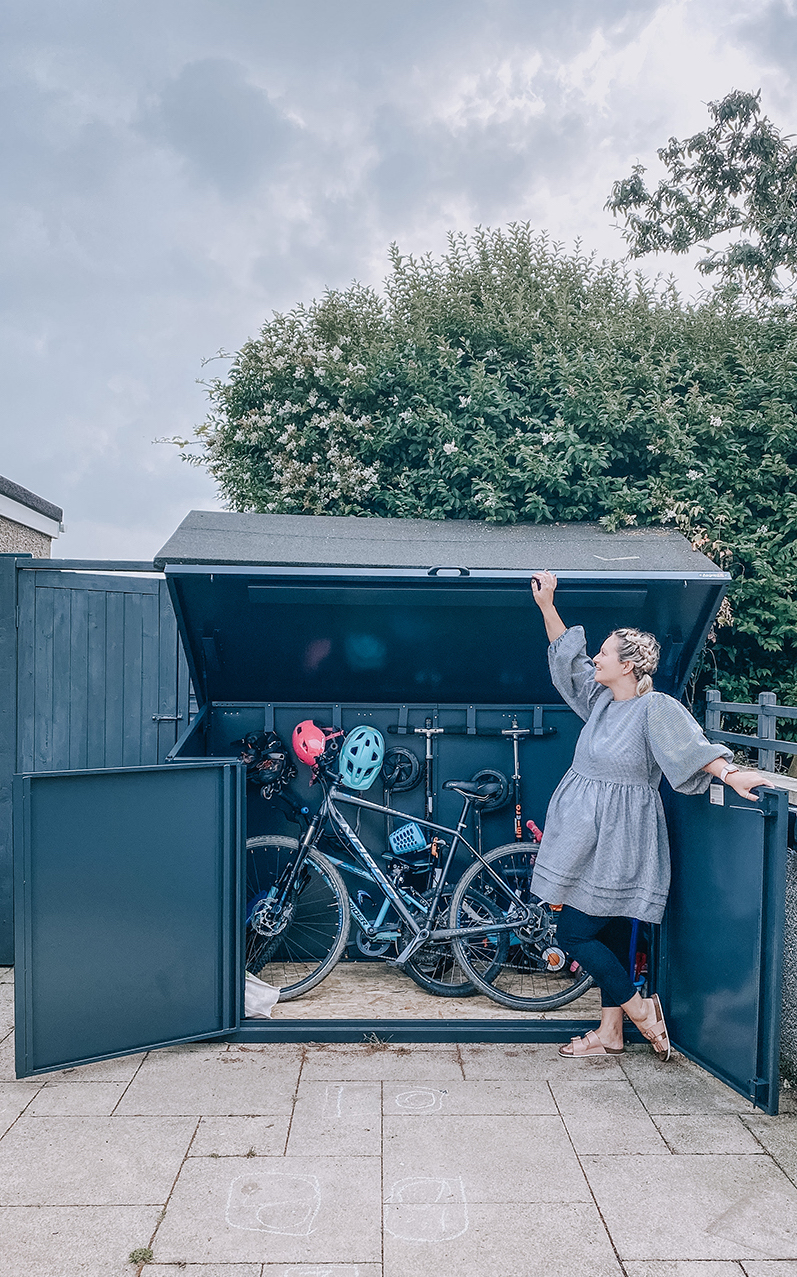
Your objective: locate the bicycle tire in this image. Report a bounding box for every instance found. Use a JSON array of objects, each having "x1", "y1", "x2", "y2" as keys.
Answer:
[
  {"x1": 245, "y1": 835, "x2": 350, "y2": 1001},
  {"x1": 400, "y1": 888, "x2": 503, "y2": 998},
  {"x1": 449, "y1": 843, "x2": 594, "y2": 1011}
]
